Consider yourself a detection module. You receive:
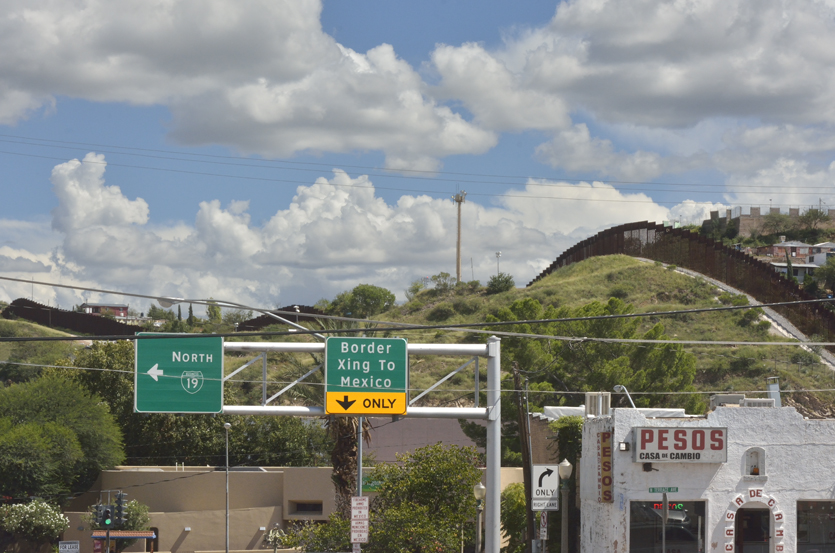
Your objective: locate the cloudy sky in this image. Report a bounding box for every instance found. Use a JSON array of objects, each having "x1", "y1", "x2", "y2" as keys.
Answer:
[{"x1": 1, "y1": 0, "x2": 834, "y2": 313}]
